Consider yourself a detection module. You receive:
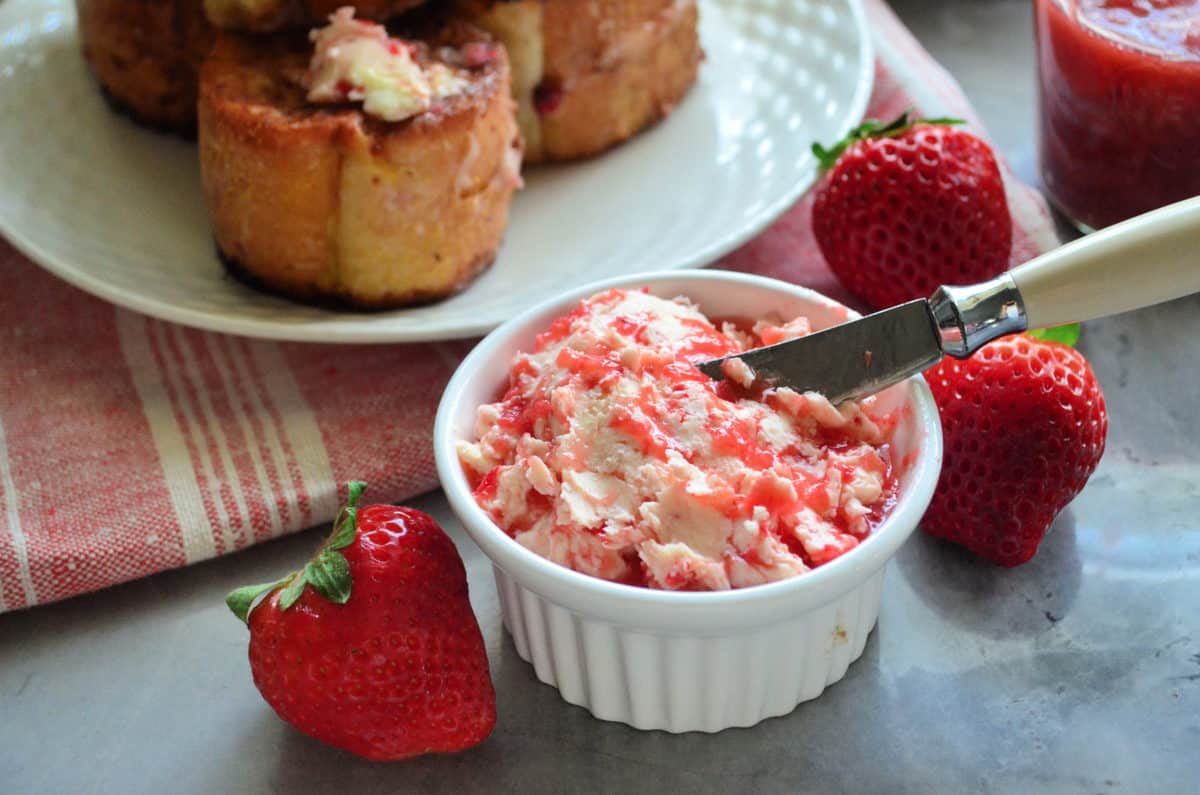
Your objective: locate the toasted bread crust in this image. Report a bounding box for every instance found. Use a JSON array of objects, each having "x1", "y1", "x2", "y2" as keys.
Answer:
[
  {"x1": 202, "y1": 0, "x2": 429, "y2": 33},
  {"x1": 219, "y1": 245, "x2": 499, "y2": 310},
  {"x1": 76, "y1": 0, "x2": 215, "y2": 132},
  {"x1": 198, "y1": 27, "x2": 521, "y2": 309},
  {"x1": 455, "y1": 0, "x2": 700, "y2": 162}
]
